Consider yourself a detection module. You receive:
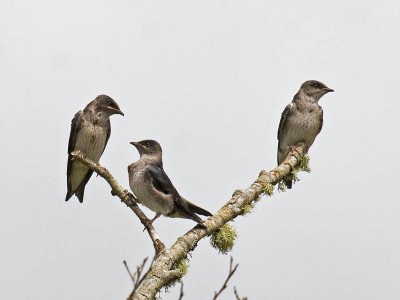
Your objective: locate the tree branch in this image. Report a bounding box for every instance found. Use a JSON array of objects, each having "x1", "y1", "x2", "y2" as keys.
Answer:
[
  {"x1": 131, "y1": 146, "x2": 305, "y2": 299},
  {"x1": 71, "y1": 151, "x2": 166, "y2": 254},
  {"x1": 73, "y1": 147, "x2": 305, "y2": 299}
]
